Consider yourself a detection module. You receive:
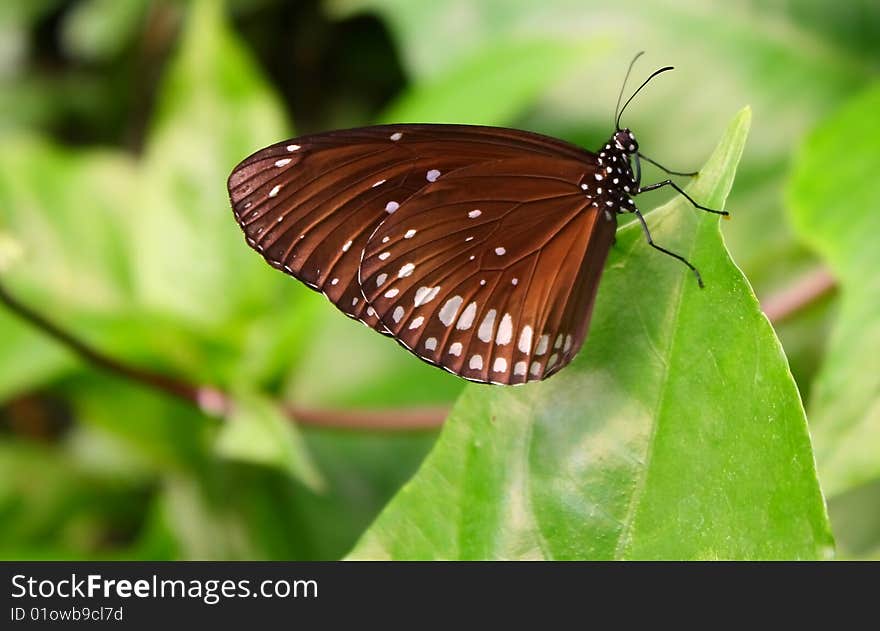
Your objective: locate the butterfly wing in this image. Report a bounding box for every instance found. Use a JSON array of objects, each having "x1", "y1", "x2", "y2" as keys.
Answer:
[
  {"x1": 359, "y1": 156, "x2": 617, "y2": 385},
  {"x1": 227, "y1": 124, "x2": 591, "y2": 333}
]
